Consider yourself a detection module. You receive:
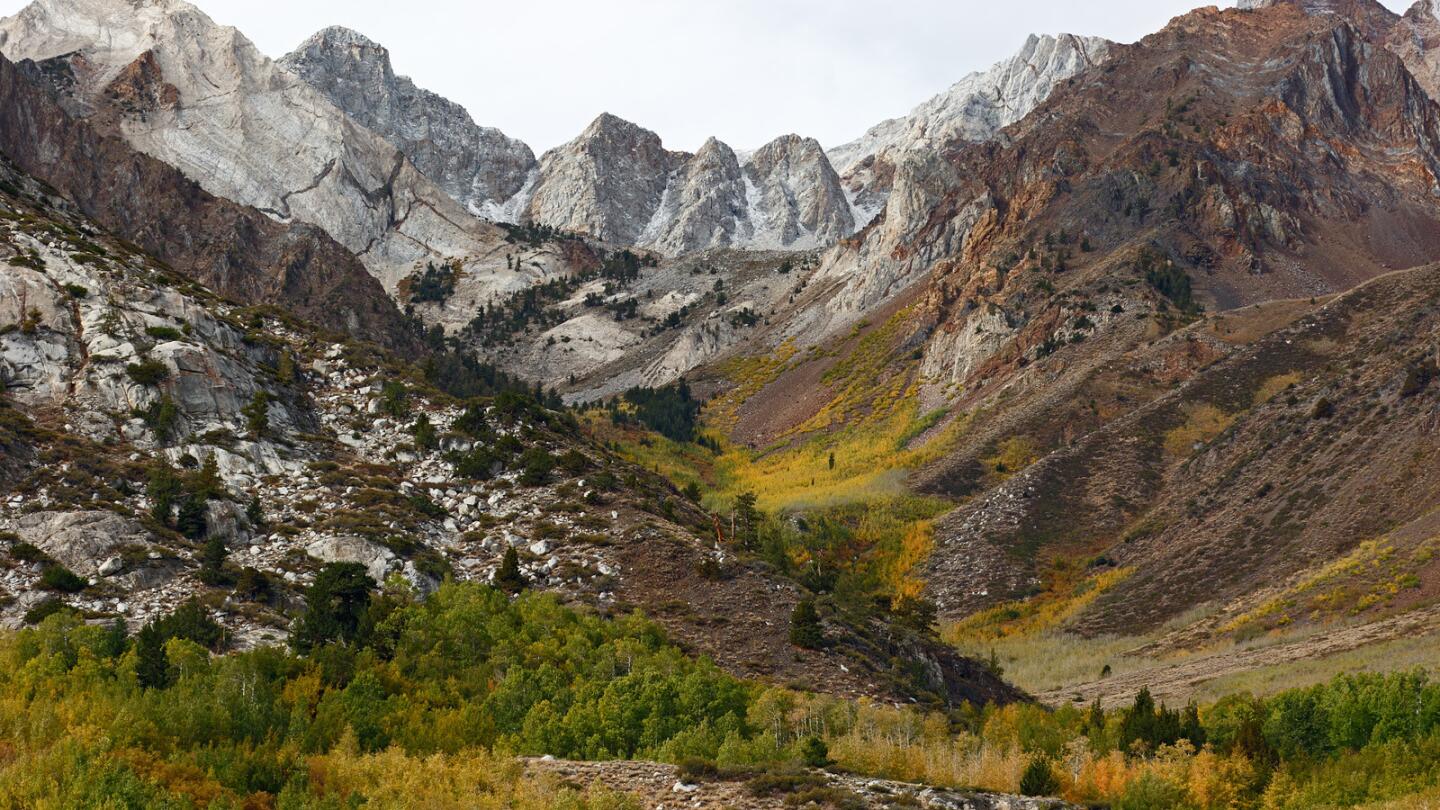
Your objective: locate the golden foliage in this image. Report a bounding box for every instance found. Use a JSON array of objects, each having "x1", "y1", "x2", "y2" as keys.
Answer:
[{"x1": 1163, "y1": 403, "x2": 1235, "y2": 459}]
